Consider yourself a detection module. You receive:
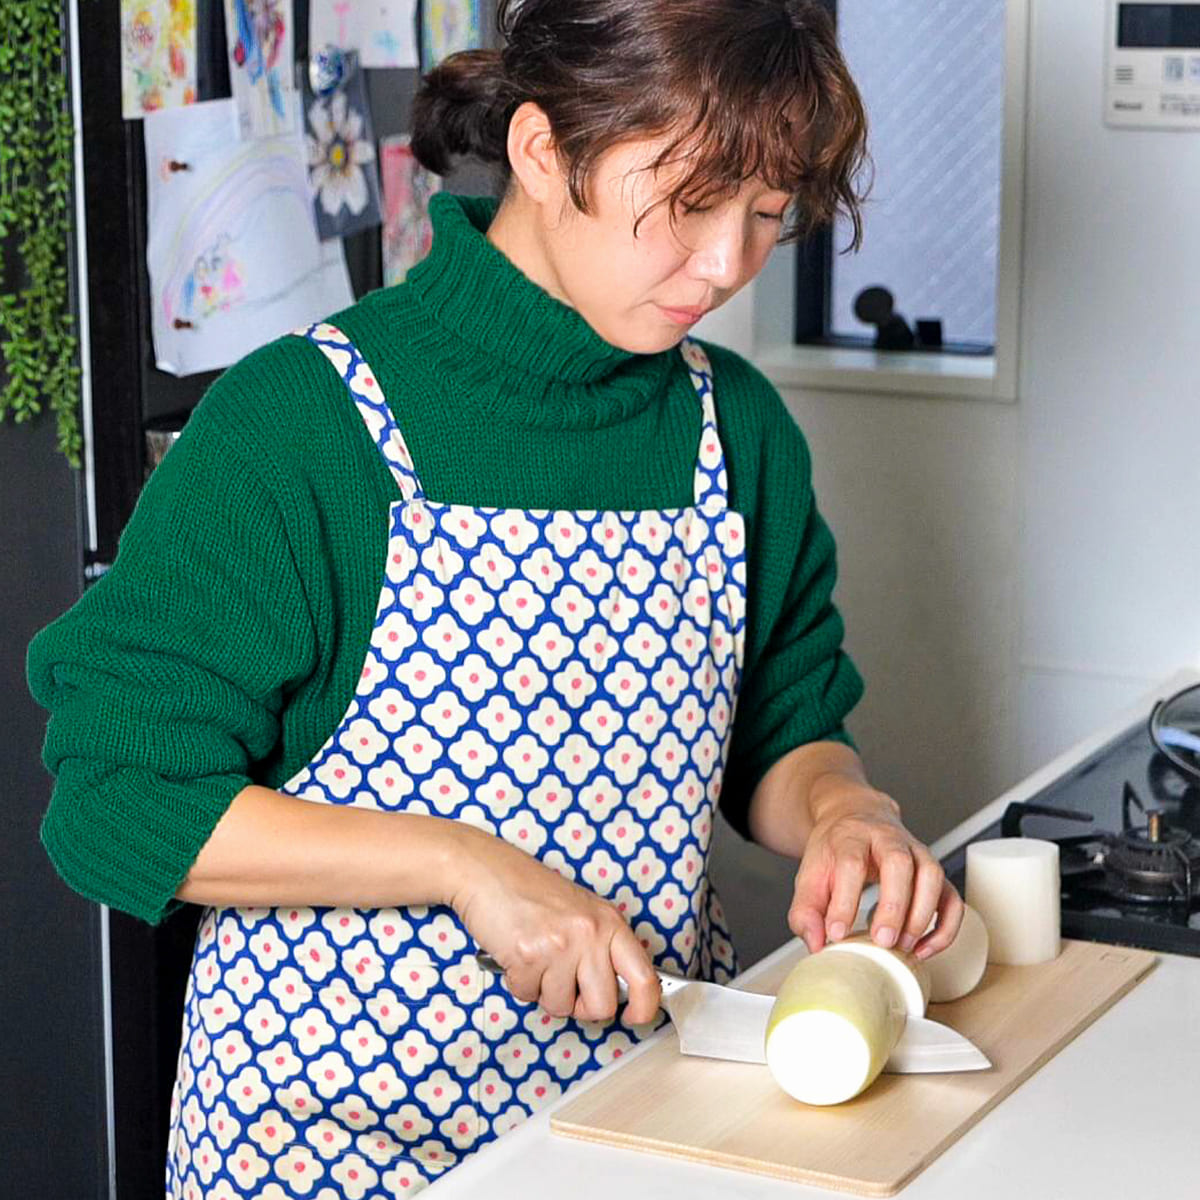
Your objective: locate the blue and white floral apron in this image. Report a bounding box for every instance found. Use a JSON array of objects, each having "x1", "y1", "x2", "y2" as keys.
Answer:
[{"x1": 166, "y1": 324, "x2": 747, "y2": 1199}]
